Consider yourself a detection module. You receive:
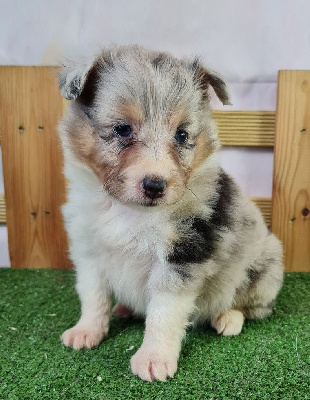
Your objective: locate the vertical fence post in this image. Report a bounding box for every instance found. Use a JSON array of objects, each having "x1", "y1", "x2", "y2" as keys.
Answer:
[
  {"x1": 0, "y1": 66, "x2": 72, "y2": 269},
  {"x1": 272, "y1": 70, "x2": 310, "y2": 272}
]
